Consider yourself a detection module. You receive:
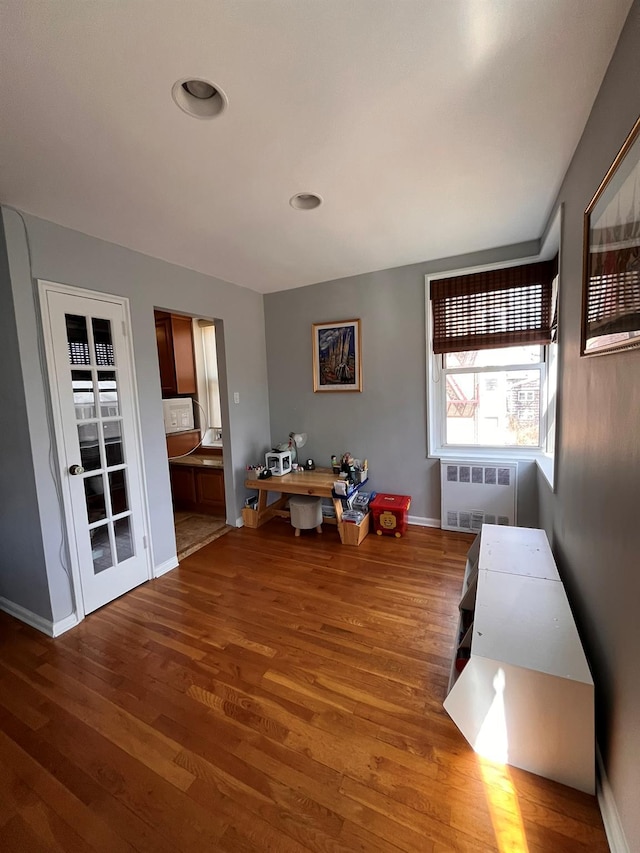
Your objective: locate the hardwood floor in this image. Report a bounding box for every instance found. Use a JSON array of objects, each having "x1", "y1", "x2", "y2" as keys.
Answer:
[{"x1": 0, "y1": 522, "x2": 608, "y2": 852}]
